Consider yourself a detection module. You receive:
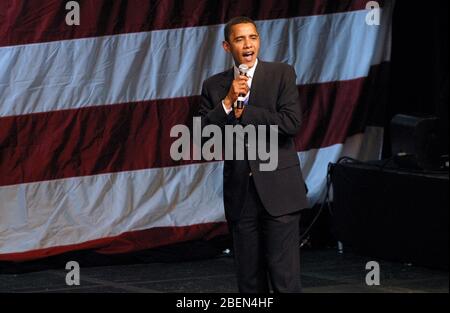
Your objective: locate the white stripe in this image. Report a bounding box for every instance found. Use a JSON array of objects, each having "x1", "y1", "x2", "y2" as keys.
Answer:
[
  {"x1": 0, "y1": 162, "x2": 225, "y2": 254},
  {"x1": 0, "y1": 127, "x2": 382, "y2": 255},
  {"x1": 0, "y1": 6, "x2": 393, "y2": 117}
]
